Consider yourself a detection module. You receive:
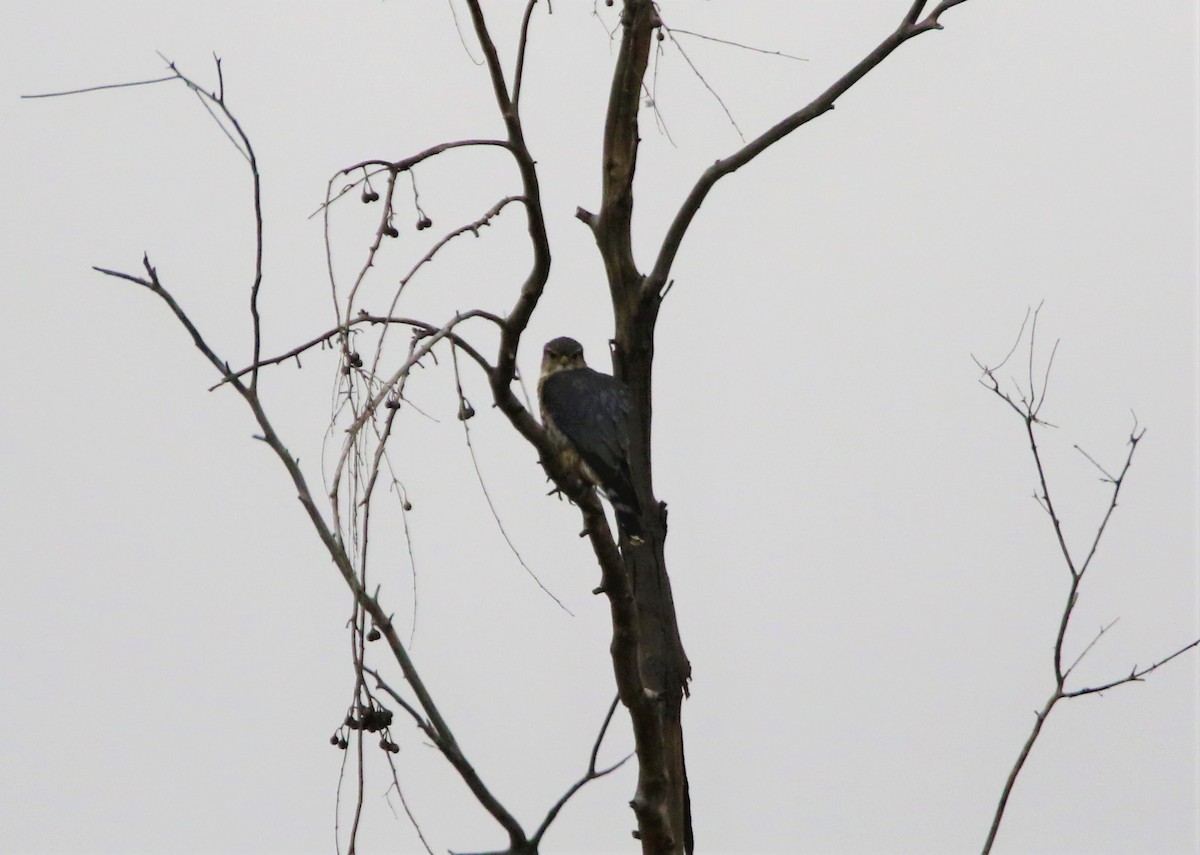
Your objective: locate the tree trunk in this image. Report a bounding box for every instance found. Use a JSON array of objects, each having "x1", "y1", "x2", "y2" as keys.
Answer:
[{"x1": 588, "y1": 5, "x2": 693, "y2": 851}]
